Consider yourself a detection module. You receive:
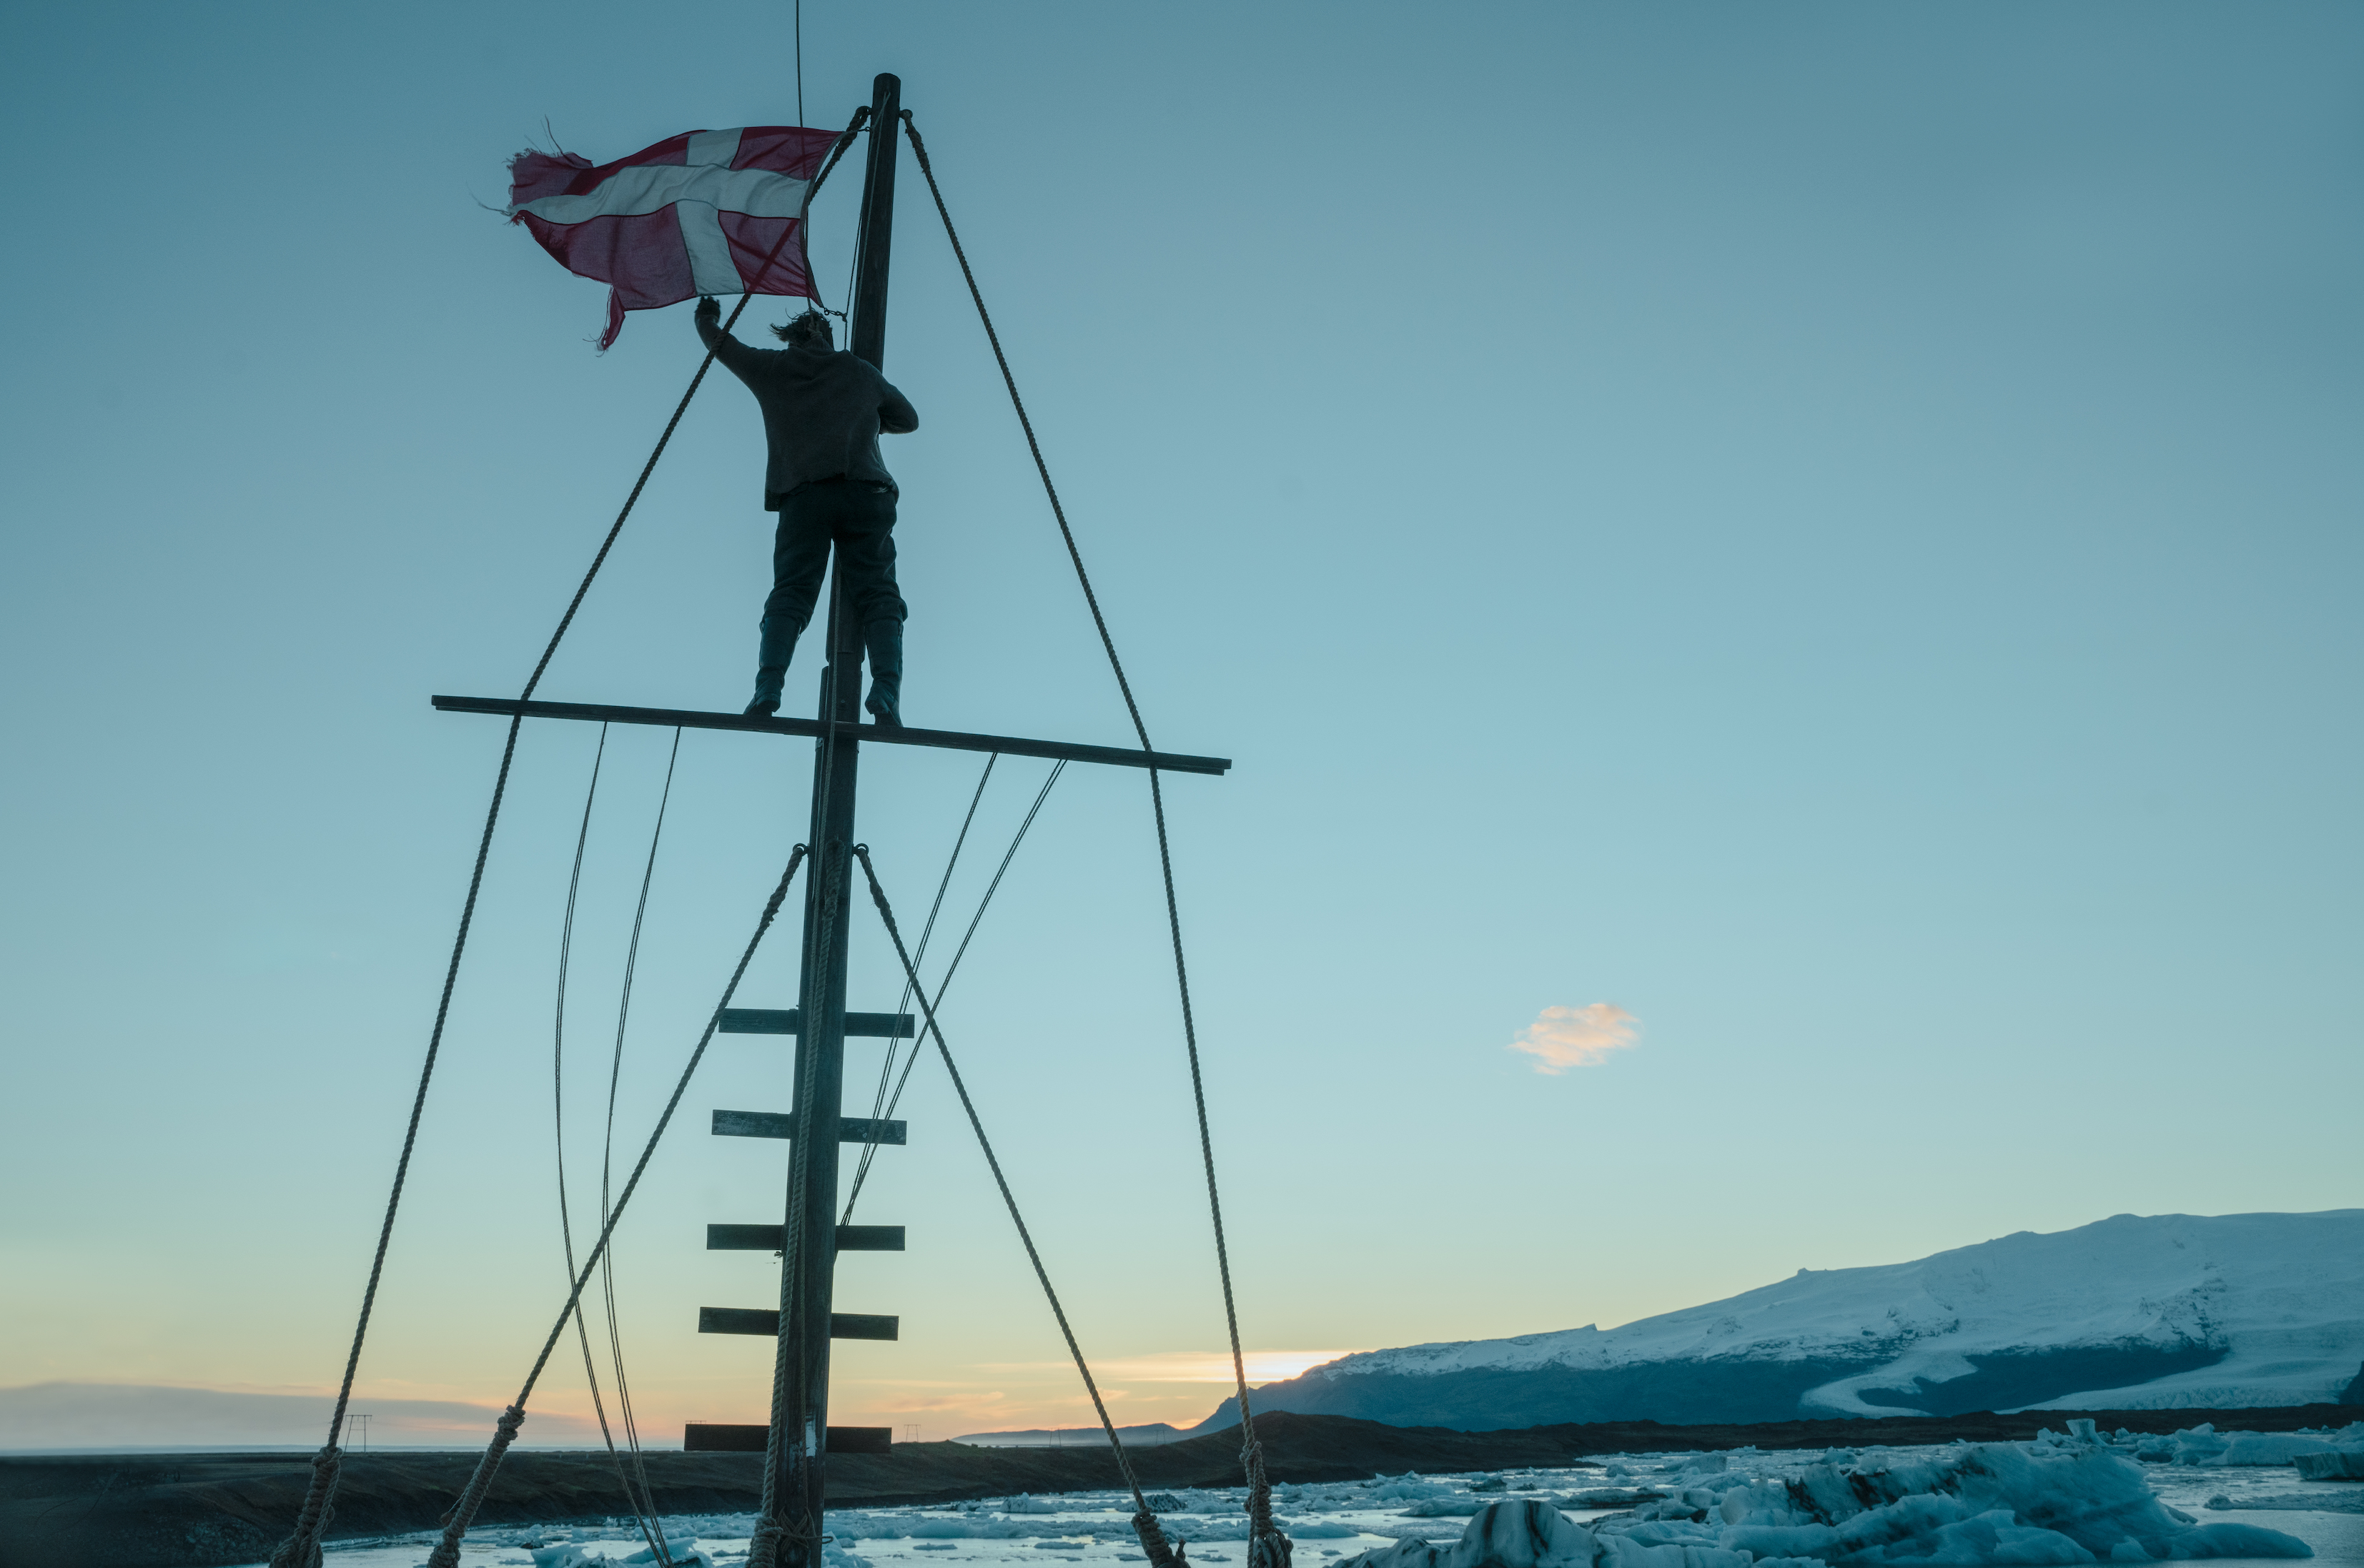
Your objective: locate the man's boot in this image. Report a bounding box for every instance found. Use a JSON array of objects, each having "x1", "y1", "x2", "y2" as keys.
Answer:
[
  {"x1": 746, "y1": 665, "x2": 787, "y2": 718},
  {"x1": 863, "y1": 617, "x2": 904, "y2": 729},
  {"x1": 746, "y1": 605, "x2": 807, "y2": 717}
]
